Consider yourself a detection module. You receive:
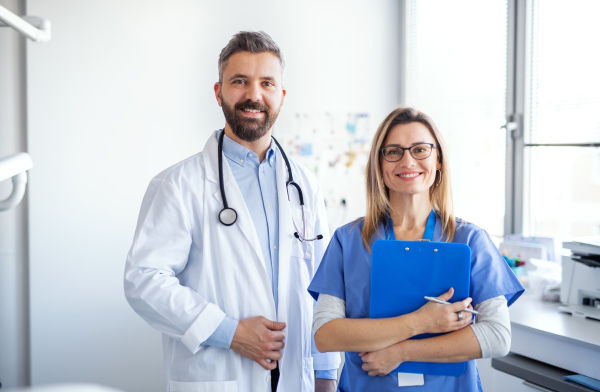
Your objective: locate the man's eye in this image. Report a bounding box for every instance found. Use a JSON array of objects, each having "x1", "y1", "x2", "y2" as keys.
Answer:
[
  {"x1": 263, "y1": 81, "x2": 274, "y2": 87},
  {"x1": 232, "y1": 80, "x2": 245, "y2": 84}
]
